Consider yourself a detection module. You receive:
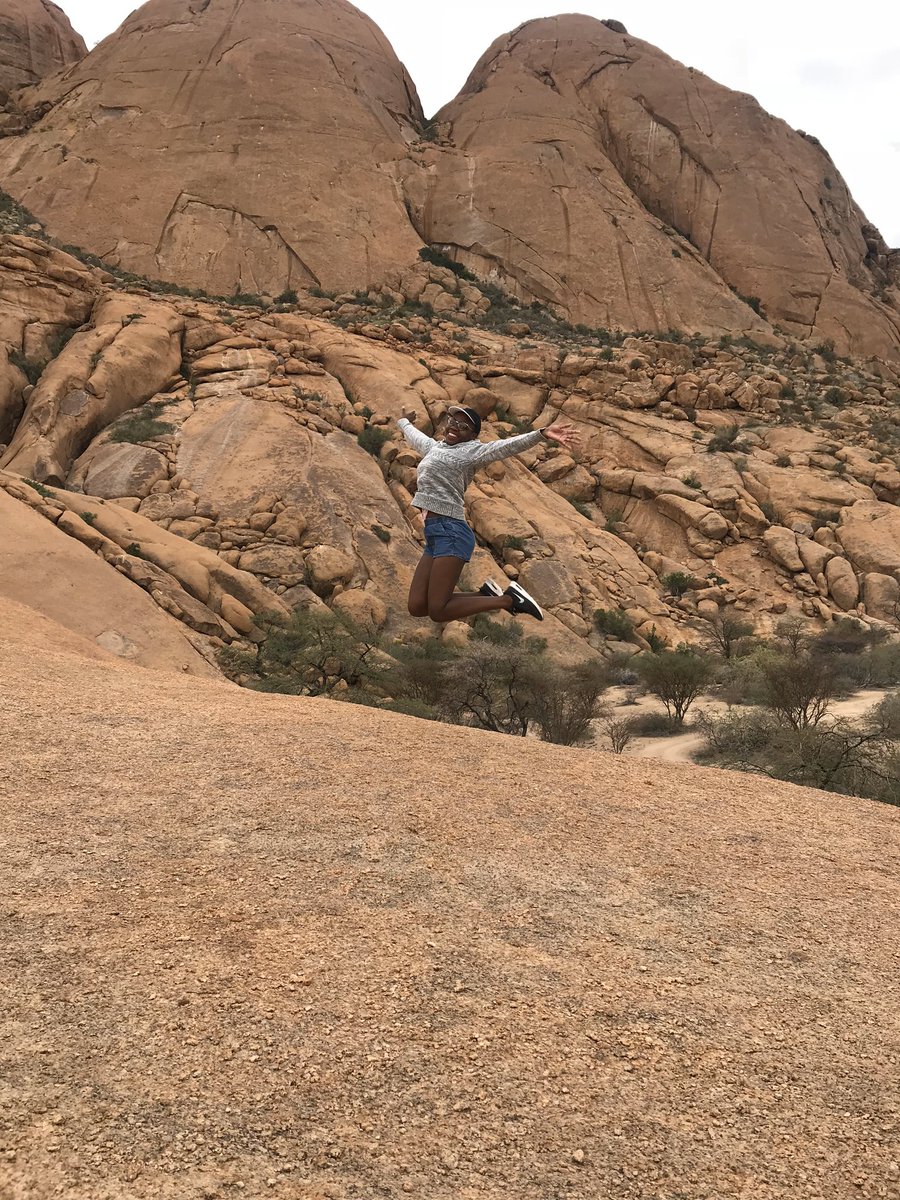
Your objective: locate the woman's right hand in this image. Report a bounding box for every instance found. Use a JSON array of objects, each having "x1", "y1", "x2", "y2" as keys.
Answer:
[{"x1": 401, "y1": 407, "x2": 418, "y2": 423}]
